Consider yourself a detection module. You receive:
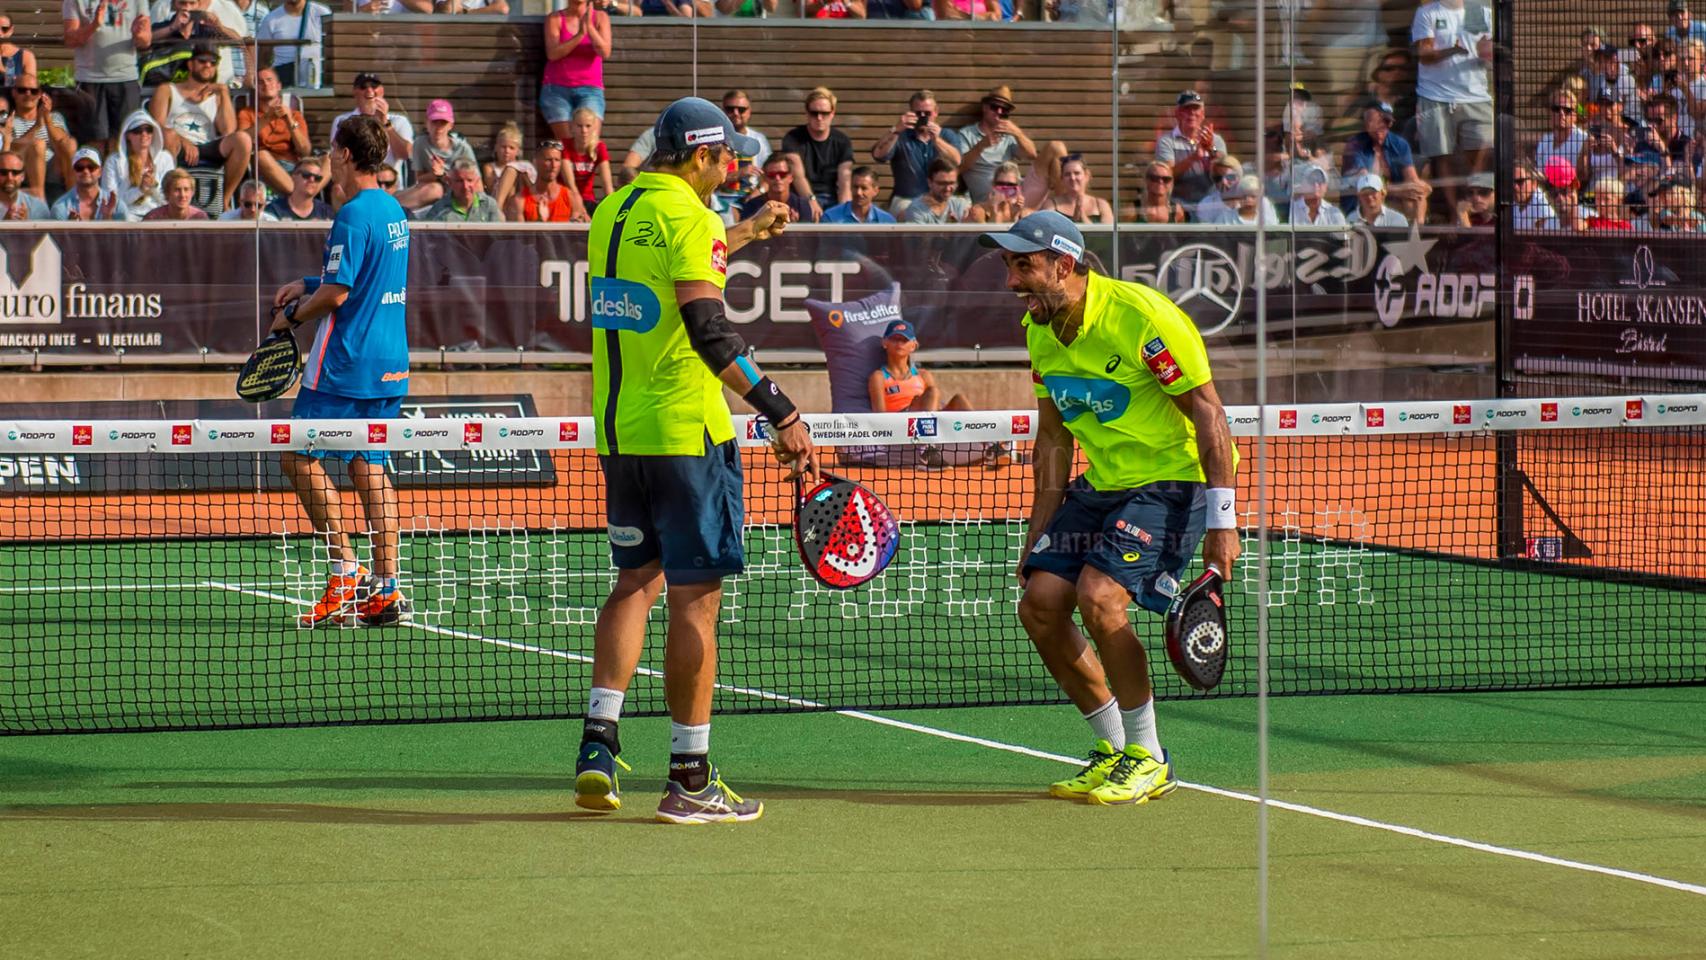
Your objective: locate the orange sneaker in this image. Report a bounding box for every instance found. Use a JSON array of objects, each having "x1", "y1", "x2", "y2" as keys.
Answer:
[
  {"x1": 356, "y1": 575, "x2": 412, "y2": 627},
  {"x1": 298, "y1": 568, "x2": 366, "y2": 628}
]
